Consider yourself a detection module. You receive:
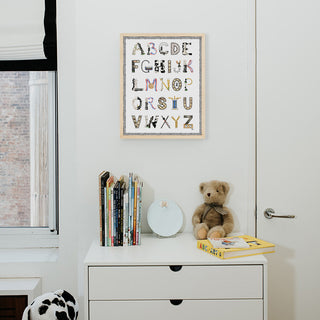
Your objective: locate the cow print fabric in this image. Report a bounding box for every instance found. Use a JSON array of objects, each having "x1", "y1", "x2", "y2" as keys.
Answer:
[{"x1": 22, "y1": 290, "x2": 79, "y2": 320}]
